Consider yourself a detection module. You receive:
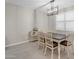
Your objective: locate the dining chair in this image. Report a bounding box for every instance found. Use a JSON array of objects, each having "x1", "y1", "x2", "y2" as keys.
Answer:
[
  {"x1": 44, "y1": 33, "x2": 58, "y2": 59},
  {"x1": 30, "y1": 30, "x2": 38, "y2": 42},
  {"x1": 38, "y1": 32, "x2": 46, "y2": 52},
  {"x1": 60, "y1": 34, "x2": 73, "y2": 59}
]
